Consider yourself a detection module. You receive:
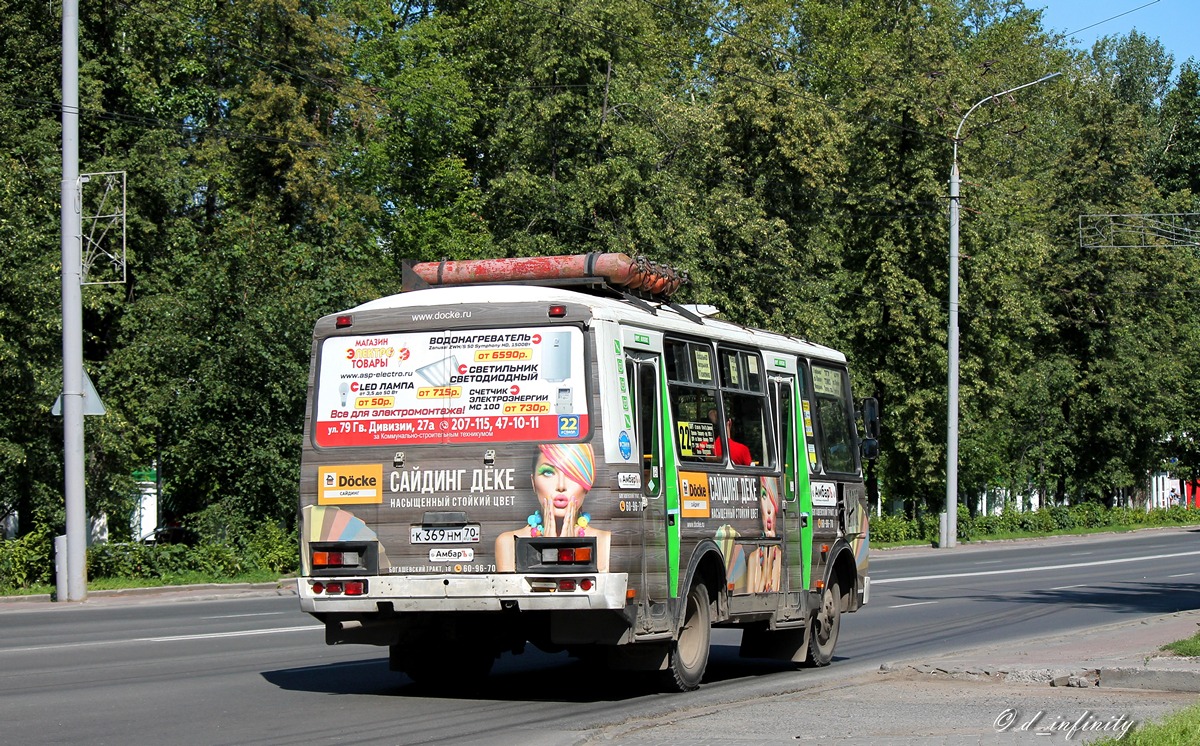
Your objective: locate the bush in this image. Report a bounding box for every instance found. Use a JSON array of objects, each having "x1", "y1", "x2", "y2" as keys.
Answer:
[
  {"x1": 956, "y1": 504, "x2": 974, "y2": 541},
  {"x1": 187, "y1": 543, "x2": 244, "y2": 577},
  {"x1": 80, "y1": 520, "x2": 296, "y2": 584},
  {"x1": 1164, "y1": 505, "x2": 1191, "y2": 524},
  {"x1": 1046, "y1": 505, "x2": 1074, "y2": 531},
  {"x1": 869, "y1": 514, "x2": 915, "y2": 543},
  {"x1": 973, "y1": 514, "x2": 997, "y2": 536},
  {"x1": 88, "y1": 541, "x2": 153, "y2": 579},
  {"x1": 1109, "y1": 506, "x2": 1145, "y2": 527},
  {"x1": 0, "y1": 526, "x2": 54, "y2": 591},
  {"x1": 1069, "y1": 502, "x2": 1106, "y2": 529},
  {"x1": 918, "y1": 514, "x2": 940, "y2": 543},
  {"x1": 245, "y1": 522, "x2": 297, "y2": 575}
]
